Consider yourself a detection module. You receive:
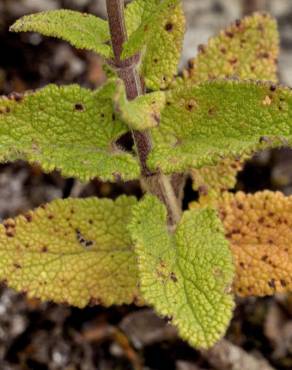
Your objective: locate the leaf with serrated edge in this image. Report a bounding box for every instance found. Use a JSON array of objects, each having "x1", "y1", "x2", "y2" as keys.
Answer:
[
  {"x1": 218, "y1": 191, "x2": 292, "y2": 296},
  {"x1": 0, "y1": 196, "x2": 140, "y2": 308},
  {"x1": 125, "y1": 0, "x2": 185, "y2": 90},
  {"x1": 148, "y1": 80, "x2": 292, "y2": 174},
  {"x1": 0, "y1": 80, "x2": 140, "y2": 181},
  {"x1": 10, "y1": 10, "x2": 111, "y2": 58},
  {"x1": 183, "y1": 13, "x2": 279, "y2": 83},
  {"x1": 184, "y1": 13, "x2": 279, "y2": 200},
  {"x1": 114, "y1": 80, "x2": 165, "y2": 130},
  {"x1": 129, "y1": 195, "x2": 234, "y2": 349},
  {"x1": 191, "y1": 157, "x2": 245, "y2": 204}
]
